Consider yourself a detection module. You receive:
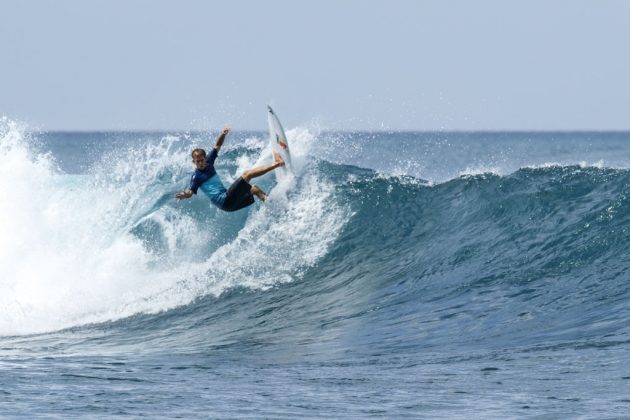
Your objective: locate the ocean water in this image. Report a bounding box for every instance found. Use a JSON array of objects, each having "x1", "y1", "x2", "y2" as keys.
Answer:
[{"x1": 1, "y1": 118, "x2": 630, "y2": 418}]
